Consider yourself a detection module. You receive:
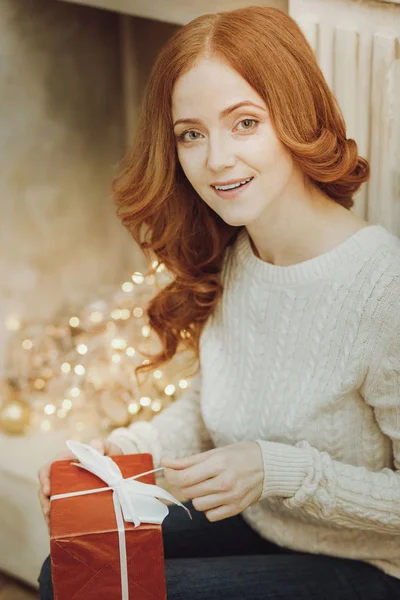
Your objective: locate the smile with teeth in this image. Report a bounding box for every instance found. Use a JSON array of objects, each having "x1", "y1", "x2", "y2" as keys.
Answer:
[{"x1": 213, "y1": 177, "x2": 253, "y2": 190}]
